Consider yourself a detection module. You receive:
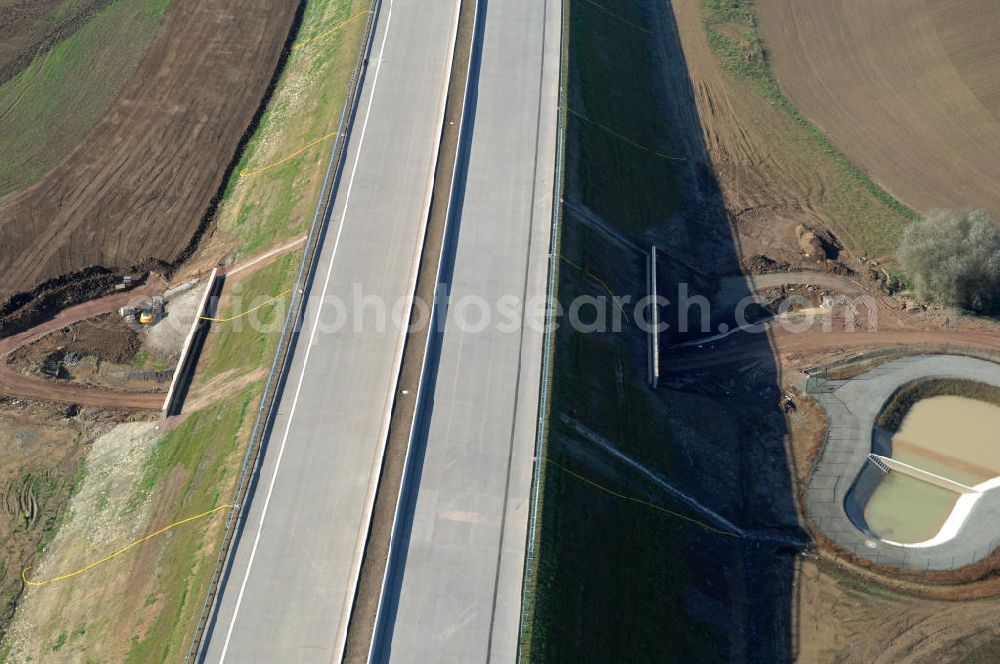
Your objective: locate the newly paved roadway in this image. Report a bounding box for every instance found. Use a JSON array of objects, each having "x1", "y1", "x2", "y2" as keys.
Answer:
[
  {"x1": 372, "y1": 0, "x2": 561, "y2": 661},
  {"x1": 201, "y1": 0, "x2": 461, "y2": 661}
]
